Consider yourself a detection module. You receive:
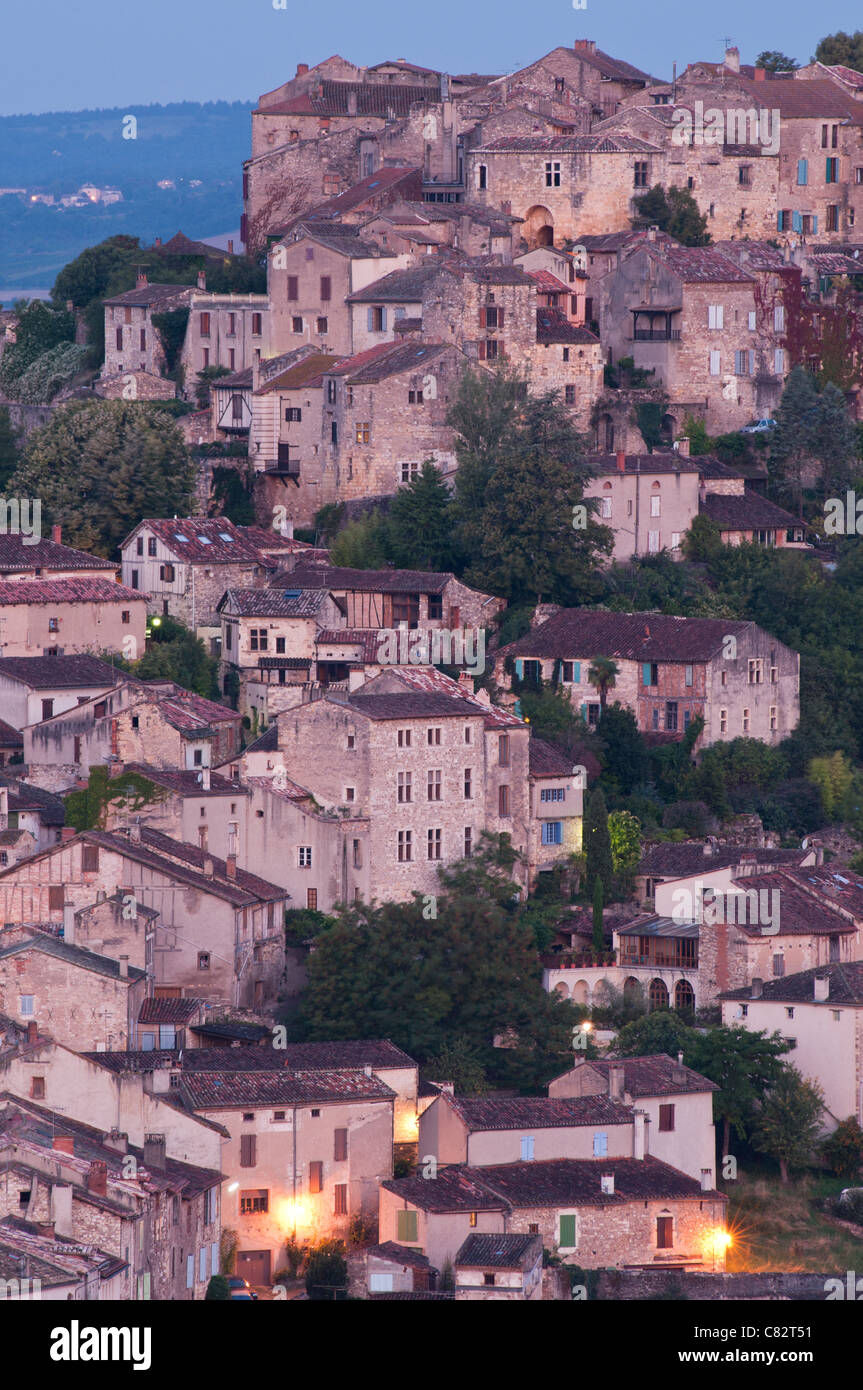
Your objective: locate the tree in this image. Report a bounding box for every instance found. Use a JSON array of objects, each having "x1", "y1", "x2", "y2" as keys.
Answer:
[
  {"x1": 305, "y1": 1239, "x2": 347, "y2": 1300},
  {"x1": 584, "y1": 787, "x2": 613, "y2": 898},
  {"x1": 11, "y1": 399, "x2": 193, "y2": 556},
  {"x1": 632, "y1": 185, "x2": 711, "y2": 246},
  {"x1": 596, "y1": 703, "x2": 649, "y2": 795},
  {"x1": 755, "y1": 50, "x2": 798, "y2": 72},
  {"x1": 687, "y1": 1026, "x2": 792, "y2": 1159},
  {"x1": 0, "y1": 300, "x2": 76, "y2": 393},
  {"x1": 592, "y1": 876, "x2": 604, "y2": 954},
  {"x1": 422, "y1": 1037, "x2": 489, "y2": 1094},
  {"x1": 682, "y1": 514, "x2": 723, "y2": 563},
  {"x1": 634, "y1": 397, "x2": 669, "y2": 453},
  {"x1": 588, "y1": 656, "x2": 619, "y2": 710},
  {"x1": 386, "y1": 462, "x2": 461, "y2": 572},
  {"x1": 821, "y1": 1116, "x2": 863, "y2": 1178},
  {"x1": 10, "y1": 342, "x2": 89, "y2": 403},
  {"x1": 64, "y1": 766, "x2": 168, "y2": 832},
  {"x1": 808, "y1": 750, "x2": 854, "y2": 818},
  {"x1": 768, "y1": 366, "x2": 858, "y2": 511},
  {"x1": 608, "y1": 810, "x2": 641, "y2": 874},
  {"x1": 449, "y1": 369, "x2": 612, "y2": 605},
  {"x1": 752, "y1": 1066, "x2": 824, "y2": 1182},
  {"x1": 328, "y1": 512, "x2": 390, "y2": 568},
  {"x1": 814, "y1": 31, "x2": 863, "y2": 72},
  {"x1": 205, "y1": 1275, "x2": 231, "y2": 1300},
  {"x1": 133, "y1": 615, "x2": 219, "y2": 698},
  {"x1": 0, "y1": 407, "x2": 20, "y2": 493},
  {"x1": 613, "y1": 1009, "x2": 694, "y2": 1059}
]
